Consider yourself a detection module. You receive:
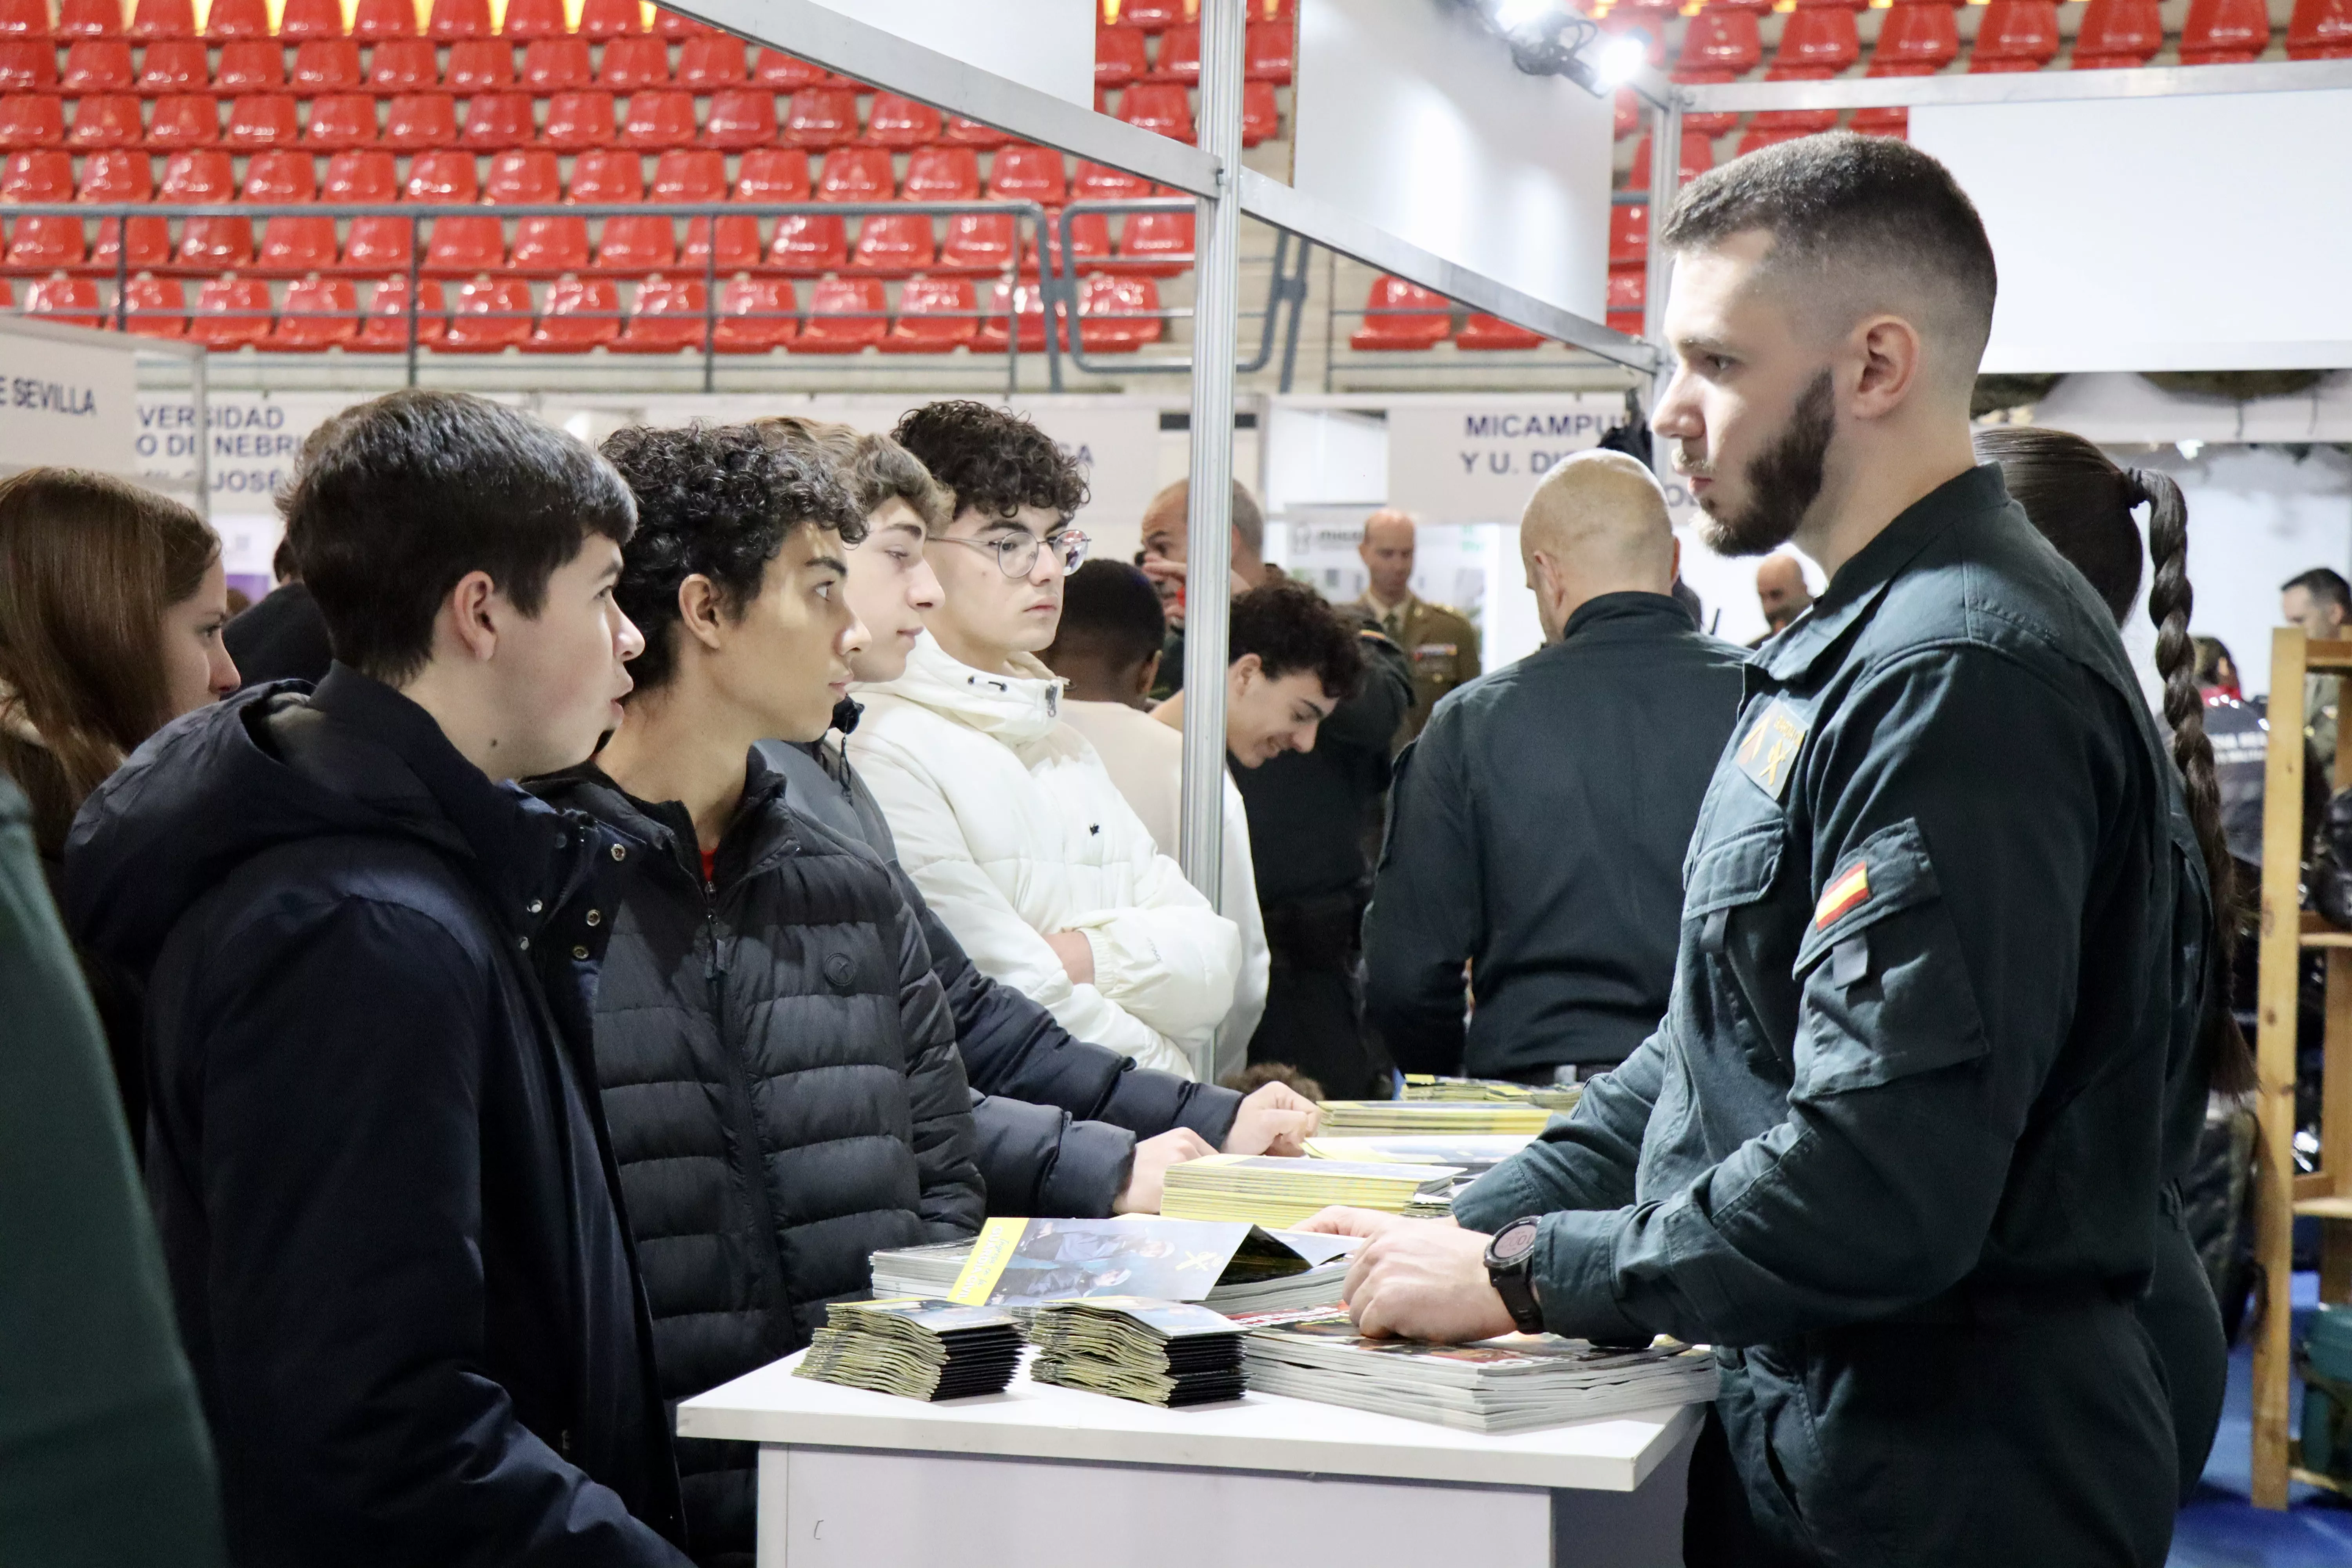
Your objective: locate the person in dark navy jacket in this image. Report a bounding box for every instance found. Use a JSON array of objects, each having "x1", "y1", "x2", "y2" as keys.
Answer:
[{"x1": 1303, "y1": 134, "x2": 2206, "y2": 1568}]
